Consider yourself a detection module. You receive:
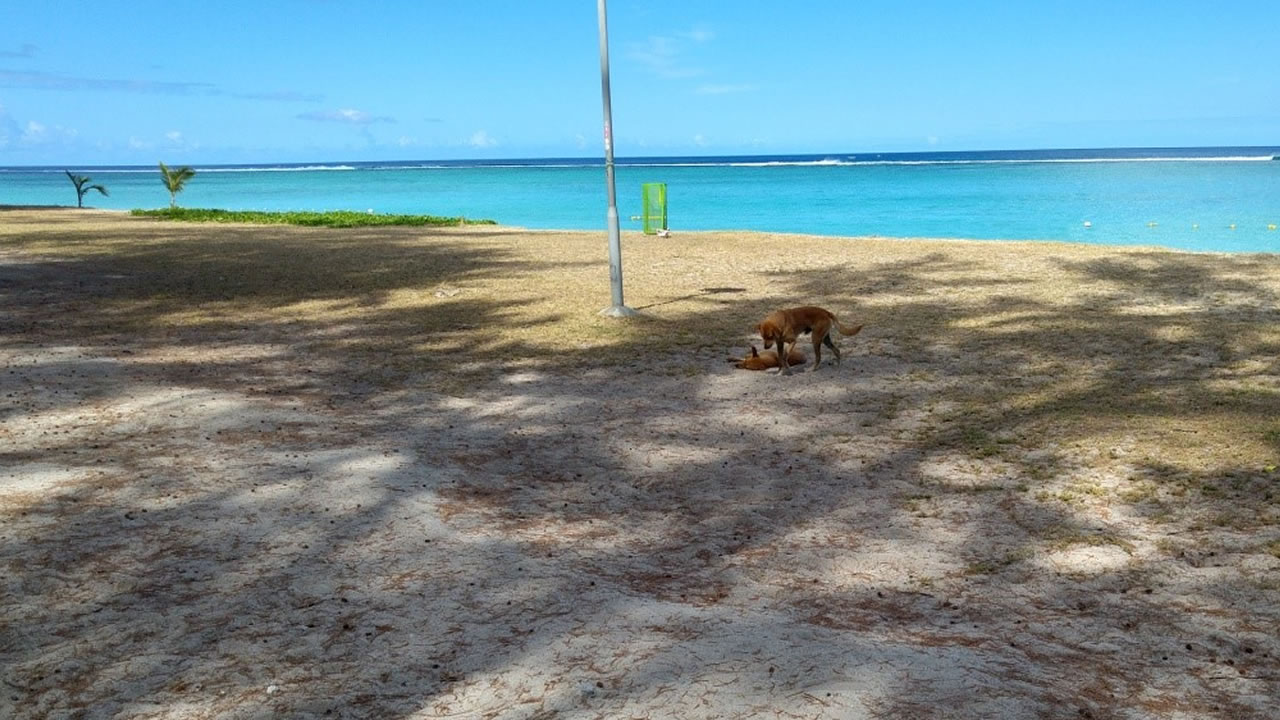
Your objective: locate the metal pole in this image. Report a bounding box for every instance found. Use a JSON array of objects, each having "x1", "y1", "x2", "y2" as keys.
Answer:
[{"x1": 597, "y1": 0, "x2": 636, "y2": 317}]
